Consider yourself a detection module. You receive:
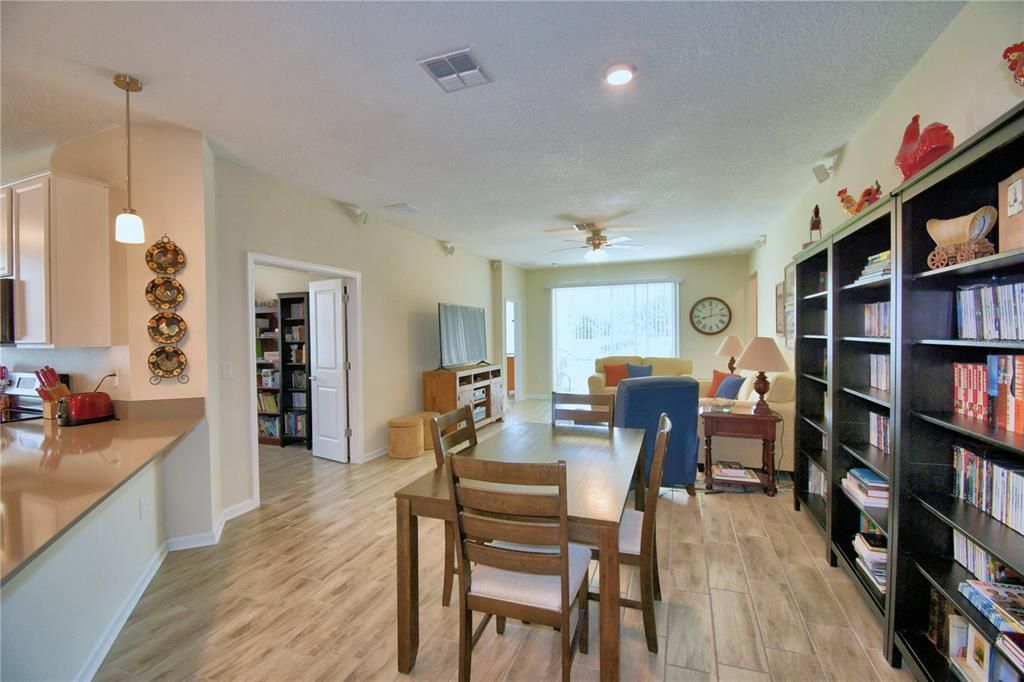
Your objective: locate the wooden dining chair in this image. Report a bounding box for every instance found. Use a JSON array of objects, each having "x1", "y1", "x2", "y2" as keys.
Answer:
[
  {"x1": 429, "y1": 405, "x2": 478, "y2": 606},
  {"x1": 445, "y1": 455, "x2": 589, "y2": 682},
  {"x1": 550, "y1": 392, "x2": 615, "y2": 435},
  {"x1": 589, "y1": 412, "x2": 671, "y2": 654}
]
